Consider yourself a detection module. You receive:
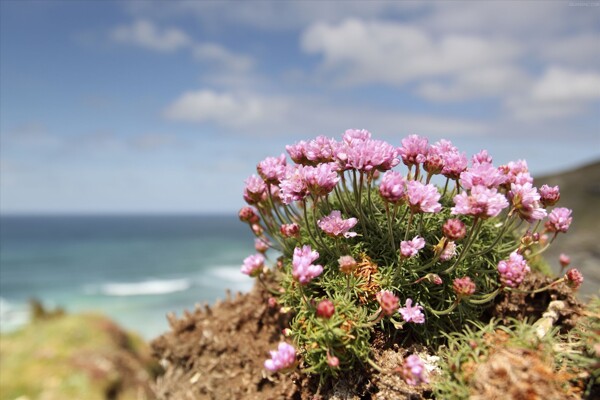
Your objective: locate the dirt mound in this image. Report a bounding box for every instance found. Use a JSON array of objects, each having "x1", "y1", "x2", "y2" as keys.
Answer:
[{"x1": 151, "y1": 273, "x2": 585, "y2": 400}]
